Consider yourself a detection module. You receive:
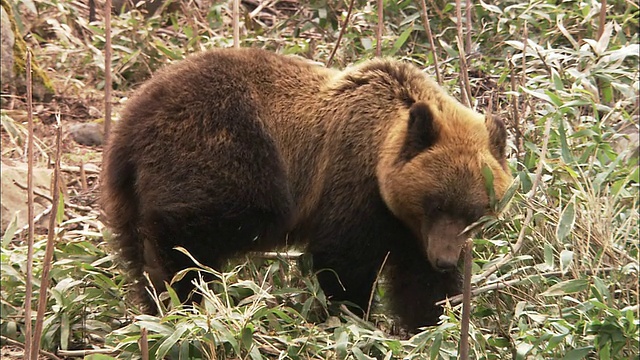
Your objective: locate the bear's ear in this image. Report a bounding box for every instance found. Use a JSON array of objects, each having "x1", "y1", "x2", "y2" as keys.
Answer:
[
  {"x1": 485, "y1": 115, "x2": 508, "y2": 168},
  {"x1": 399, "y1": 102, "x2": 438, "y2": 160}
]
